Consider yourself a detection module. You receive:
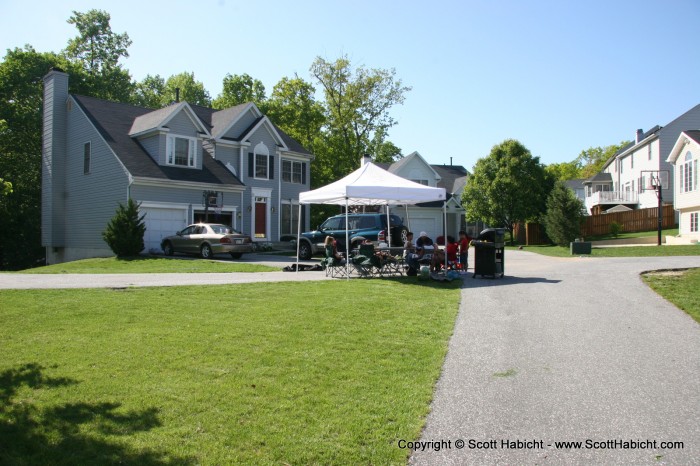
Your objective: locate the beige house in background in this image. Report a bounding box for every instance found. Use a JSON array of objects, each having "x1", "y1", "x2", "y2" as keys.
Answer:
[{"x1": 667, "y1": 130, "x2": 700, "y2": 243}]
